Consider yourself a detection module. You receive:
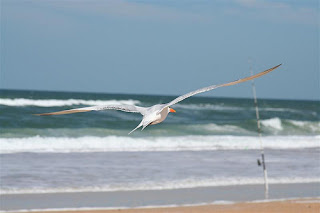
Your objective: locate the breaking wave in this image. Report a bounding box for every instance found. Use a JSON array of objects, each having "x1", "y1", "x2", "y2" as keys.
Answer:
[
  {"x1": 173, "y1": 104, "x2": 307, "y2": 114},
  {"x1": 0, "y1": 98, "x2": 141, "y2": 107},
  {"x1": 1, "y1": 135, "x2": 319, "y2": 154},
  {"x1": 258, "y1": 118, "x2": 320, "y2": 134},
  {"x1": 175, "y1": 103, "x2": 243, "y2": 111},
  {"x1": 1, "y1": 177, "x2": 319, "y2": 195},
  {"x1": 261, "y1": 117, "x2": 283, "y2": 130}
]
